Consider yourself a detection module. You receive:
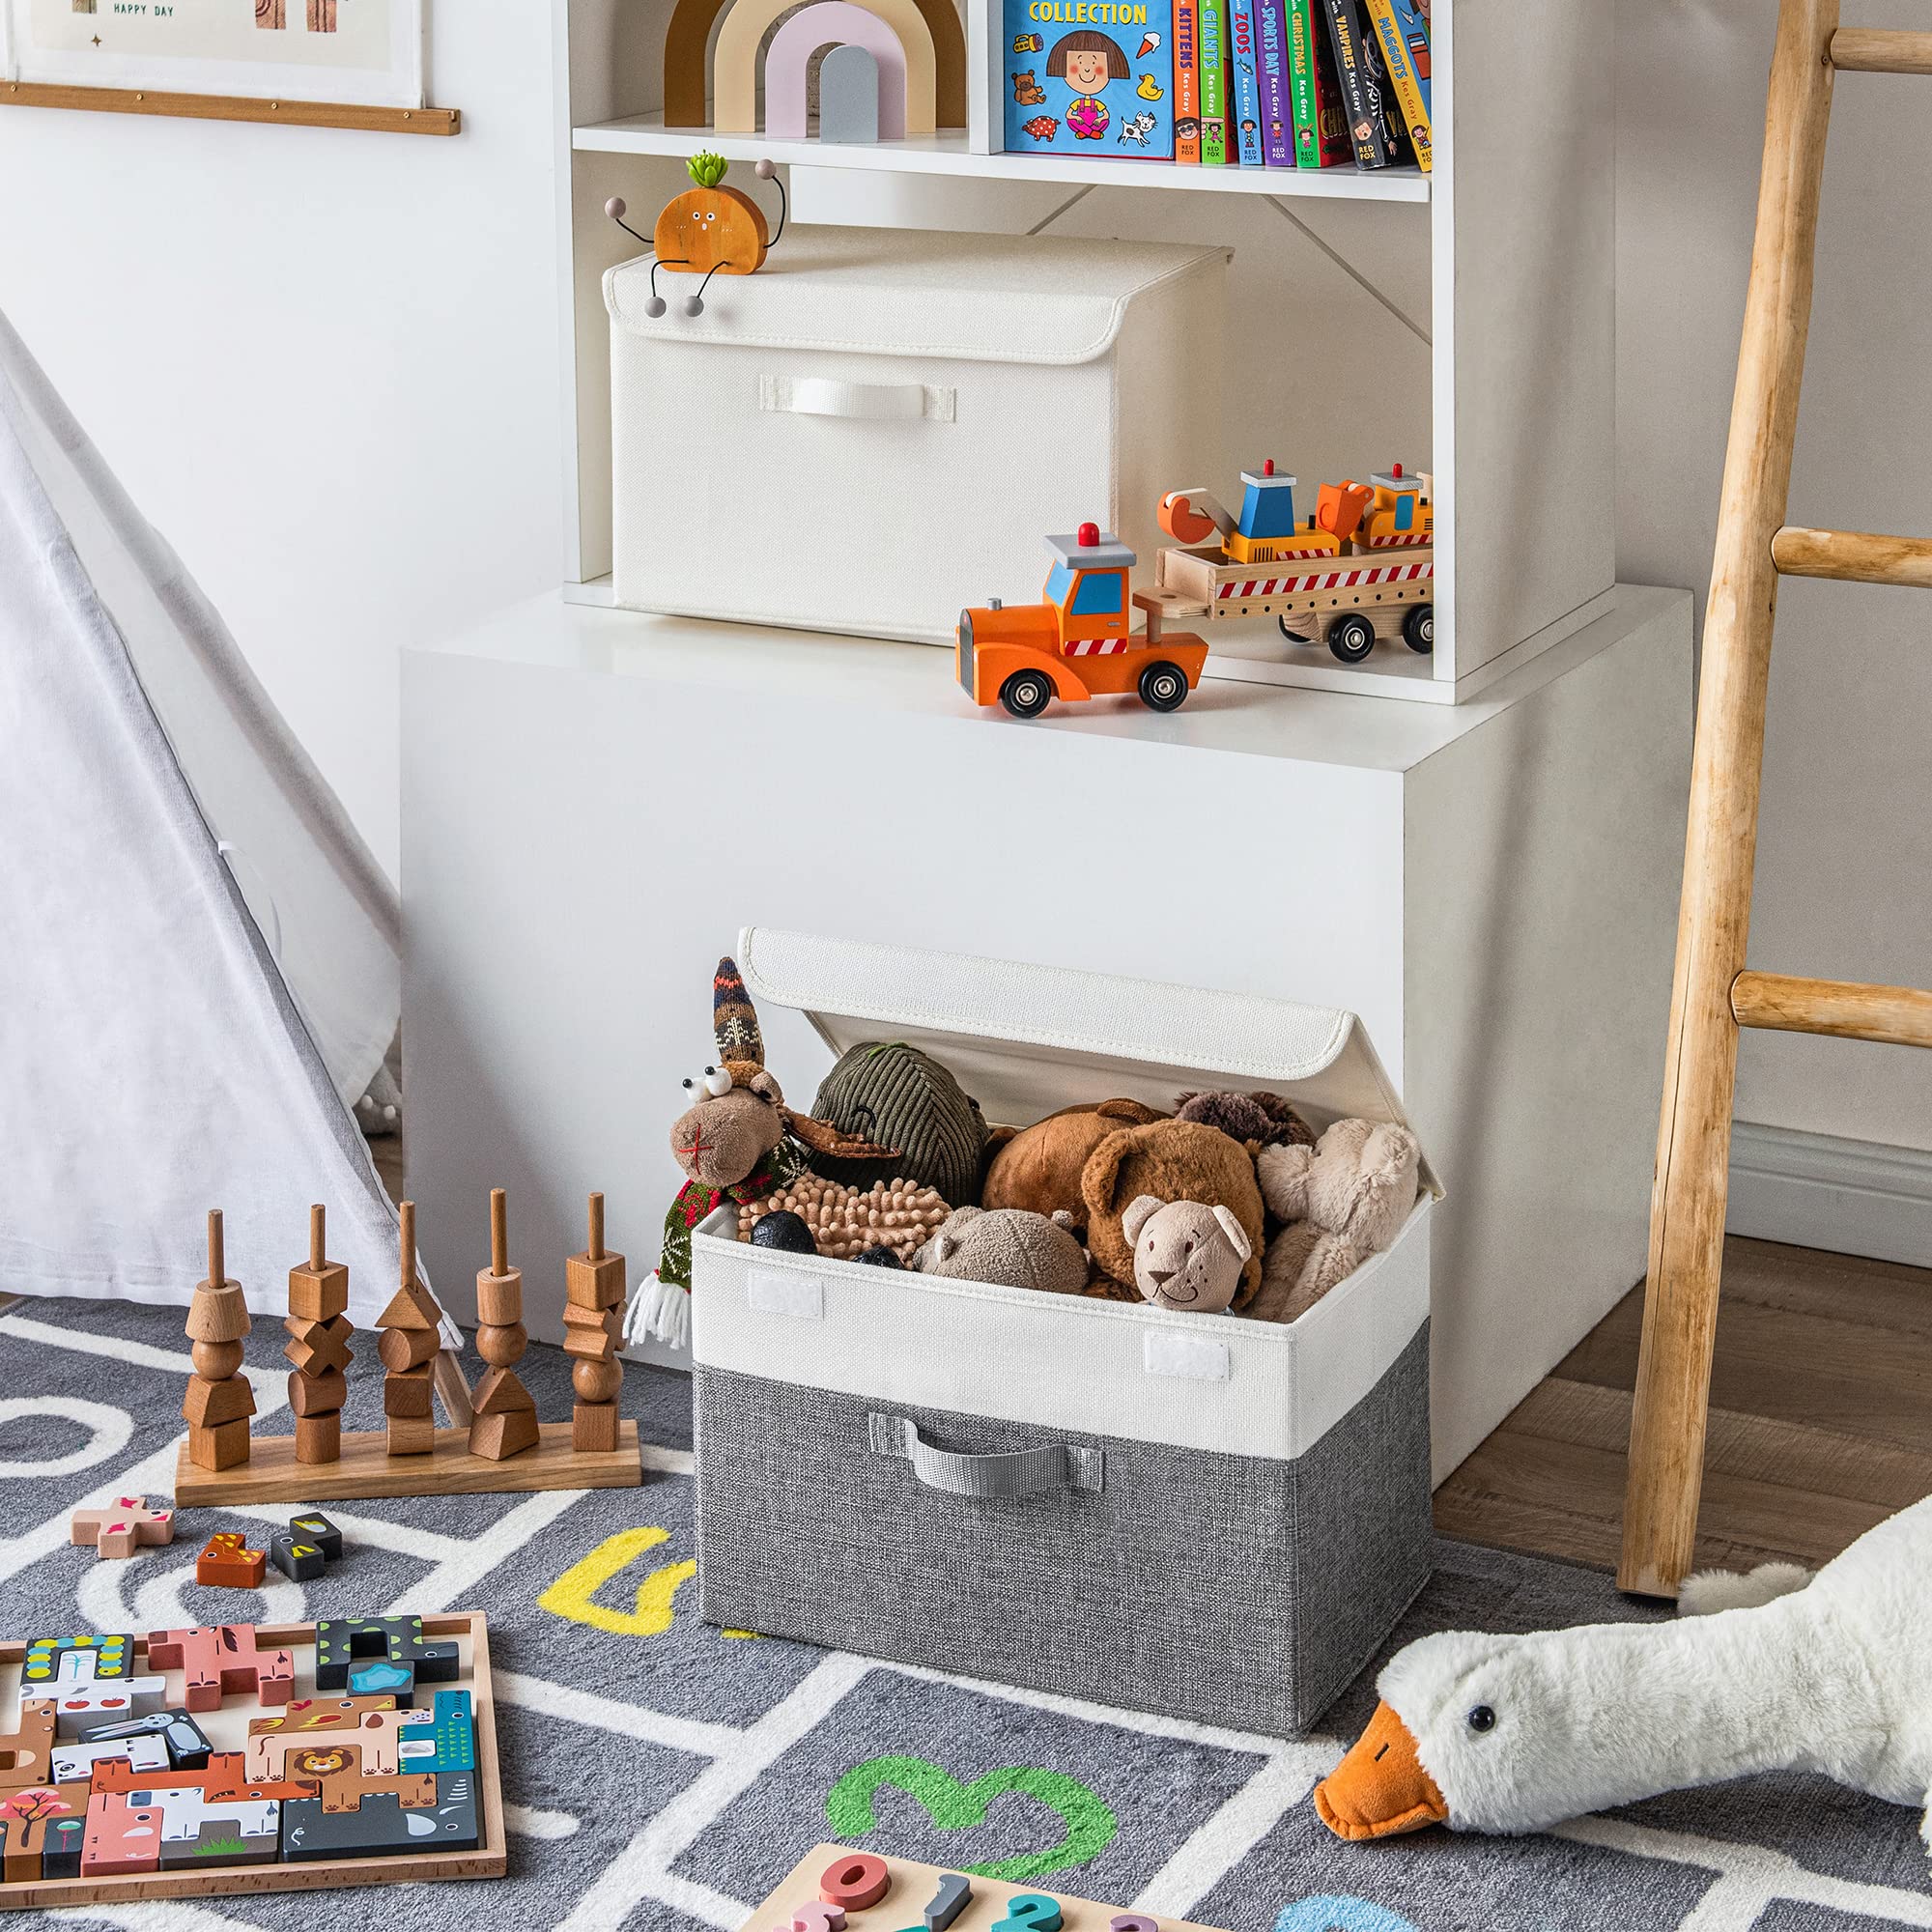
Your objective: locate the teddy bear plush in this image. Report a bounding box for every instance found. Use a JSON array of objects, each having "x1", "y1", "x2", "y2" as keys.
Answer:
[
  {"x1": 1249, "y1": 1117, "x2": 1422, "y2": 1323},
  {"x1": 981, "y1": 1098, "x2": 1164, "y2": 1231},
  {"x1": 1081, "y1": 1119, "x2": 1266, "y2": 1306},
  {"x1": 1121, "y1": 1196, "x2": 1254, "y2": 1313},
  {"x1": 912, "y1": 1205, "x2": 1089, "y2": 1295}
]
